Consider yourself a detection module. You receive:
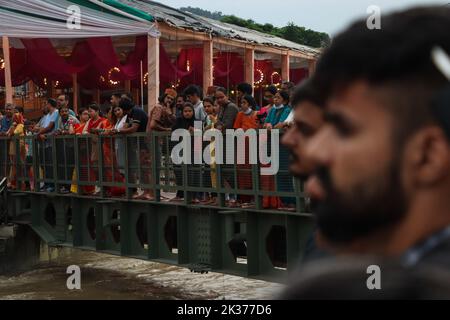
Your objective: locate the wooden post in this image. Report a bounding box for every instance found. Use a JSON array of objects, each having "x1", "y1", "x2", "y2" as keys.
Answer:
[
  {"x1": 281, "y1": 53, "x2": 290, "y2": 82},
  {"x1": 72, "y1": 73, "x2": 78, "y2": 114},
  {"x1": 203, "y1": 40, "x2": 213, "y2": 97},
  {"x1": 28, "y1": 80, "x2": 35, "y2": 110},
  {"x1": 132, "y1": 88, "x2": 139, "y2": 106},
  {"x1": 94, "y1": 89, "x2": 100, "y2": 104},
  {"x1": 125, "y1": 79, "x2": 131, "y2": 93},
  {"x1": 245, "y1": 48, "x2": 254, "y2": 94},
  {"x1": 147, "y1": 35, "x2": 159, "y2": 113},
  {"x1": 308, "y1": 59, "x2": 316, "y2": 77},
  {"x1": 2, "y1": 36, "x2": 13, "y2": 104}
]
